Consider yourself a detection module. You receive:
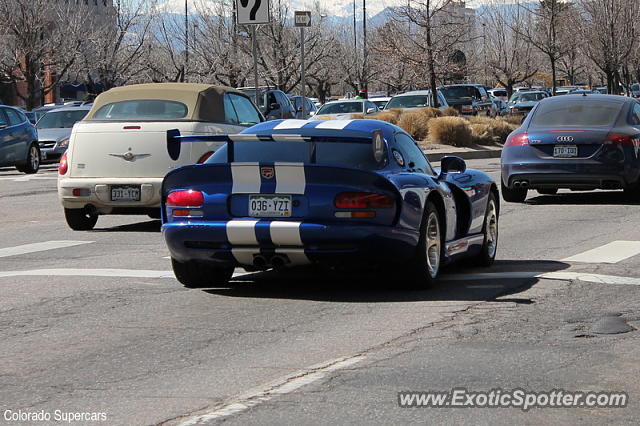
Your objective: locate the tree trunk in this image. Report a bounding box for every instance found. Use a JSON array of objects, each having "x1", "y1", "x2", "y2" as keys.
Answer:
[{"x1": 550, "y1": 56, "x2": 557, "y2": 95}]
